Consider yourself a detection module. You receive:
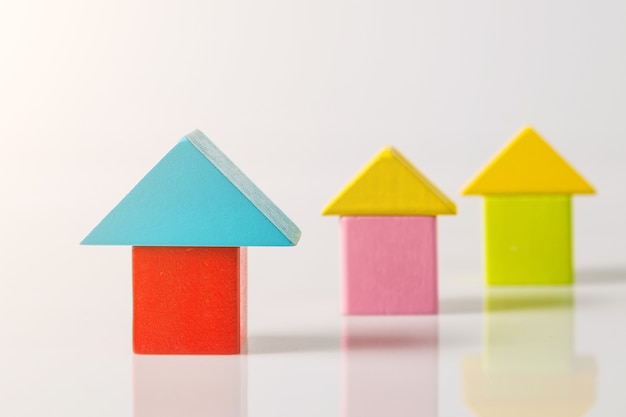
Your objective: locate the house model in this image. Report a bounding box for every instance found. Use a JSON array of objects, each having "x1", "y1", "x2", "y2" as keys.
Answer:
[
  {"x1": 82, "y1": 130, "x2": 301, "y2": 354},
  {"x1": 461, "y1": 126, "x2": 594, "y2": 285},
  {"x1": 322, "y1": 146, "x2": 456, "y2": 314}
]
